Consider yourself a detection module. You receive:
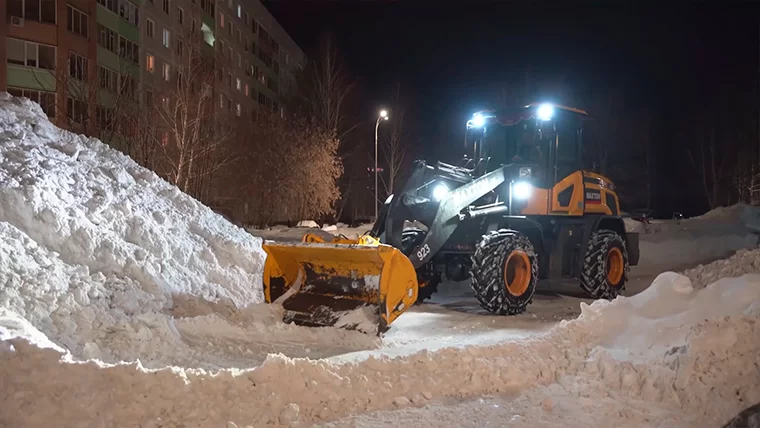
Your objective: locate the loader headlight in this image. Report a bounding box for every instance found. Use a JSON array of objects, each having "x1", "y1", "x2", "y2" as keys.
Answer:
[
  {"x1": 512, "y1": 181, "x2": 533, "y2": 200},
  {"x1": 518, "y1": 167, "x2": 532, "y2": 178},
  {"x1": 432, "y1": 183, "x2": 449, "y2": 201},
  {"x1": 470, "y1": 113, "x2": 486, "y2": 128},
  {"x1": 537, "y1": 103, "x2": 554, "y2": 121}
]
